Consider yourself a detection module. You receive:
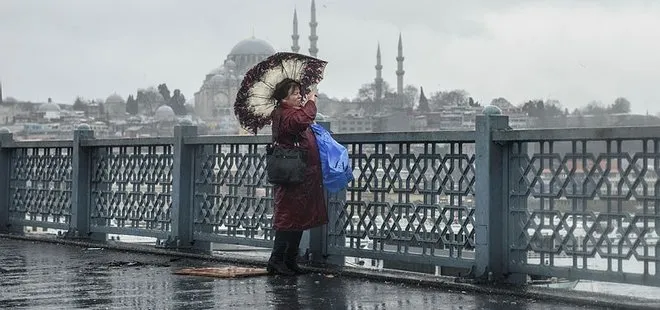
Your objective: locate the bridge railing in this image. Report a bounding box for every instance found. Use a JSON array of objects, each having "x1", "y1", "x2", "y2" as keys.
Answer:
[
  {"x1": 326, "y1": 131, "x2": 477, "y2": 272},
  {"x1": 2, "y1": 110, "x2": 660, "y2": 288},
  {"x1": 494, "y1": 124, "x2": 660, "y2": 287},
  {"x1": 0, "y1": 137, "x2": 74, "y2": 233}
]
